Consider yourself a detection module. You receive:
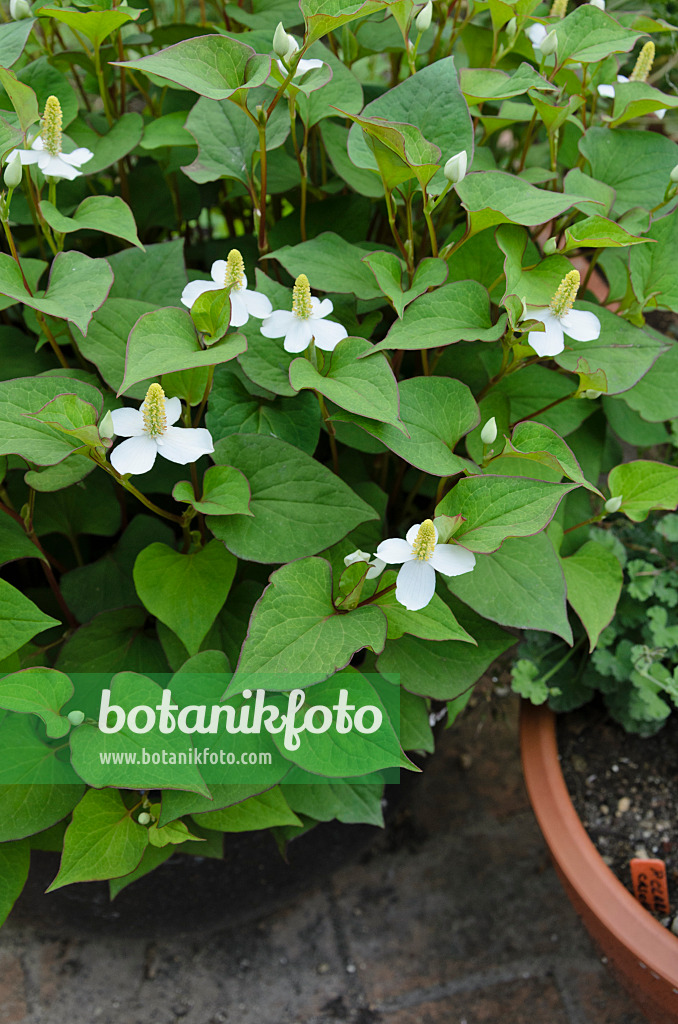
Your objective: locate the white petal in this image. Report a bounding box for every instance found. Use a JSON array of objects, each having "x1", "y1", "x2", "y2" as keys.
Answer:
[
  {"x1": 109, "y1": 407, "x2": 145, "y2": 437},
  {"x1": 156, "y1": 426, "x2": 214, "y2": 464},
  {"x1": 31, "y1": 136, "x2": 45, "y2": 151},
  {"x1": 60, "y1": 147, "x2": 94, "y2": 166},
  {"x1": 526, "y1": 23, "x2": 547, "y2": 46},
  {"x1": 110, "y1": 435, "x2": 158, "y2": 475},
  {"x1": 406, "y1": 522, "x2": 439, "y2": 546},
  {"x1": 344, "y1": 549, "x2": 372, "y2": 567},
  {"x1": 210, "y1": 260, "x2": 228, "y2": 285},
  {"x1": 617, "y1": 75, "x2": 629, "y2": 84},
  {"x1": 295, "y1": 58, "x2": 324, "y2": 75},
  {"x1": 311, "y1": 297, "x2": 333, "y2": 318},
  {"x1": 243, "y1": 288, "x2": 273, "y2": 319},
  {"x1": 597, "y1": 84, "x2": 616, "y2": 99},
  {"x1": 41, "y1": 154, "x2": 82, "y2": 180},
  {"x1": 429, "y1": 544, "x2": 476, "y2": 577},
  {"x1": 165, "y1": 396, "x2": 182, "y2": 426},
  {"x1": 283, "y1": 319, "x2": 314, "y2": 353},
  {"x1": 181, "y1": 279, "x2": 220, "y2": 309},
  {"x1": 229, "y1": 290, "x2": 249, "y2": 328},
  {"x1": 366, "y1": 556, "x2": 386, "y2": 579},
  {"x1": 312, "y1": 319, "x2": 348, "y2": 352},
  {"x1": 375, "y1": 537, "x2": 415, "y2": 564},
  {"x1": 656, "y1": 109, "x2": 667, "y2": 120},
  {"x1": 560, "y1": 308, "x2": 601, "y2": 342},
  {"x1": 395, "y1": 560, "x2": 436, "y2": 611},
  {"x1": 527, "y1": 310, "x2": 565, "y2": 357},
  {"x1": 260, "y1": 309, "x2": 296, "y2": 338}
]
